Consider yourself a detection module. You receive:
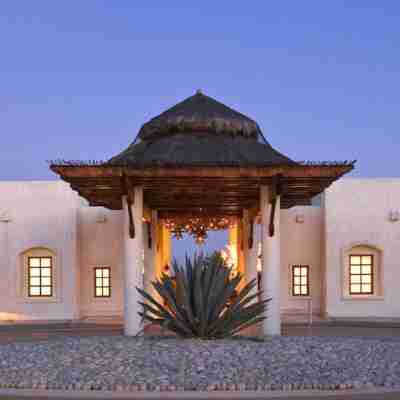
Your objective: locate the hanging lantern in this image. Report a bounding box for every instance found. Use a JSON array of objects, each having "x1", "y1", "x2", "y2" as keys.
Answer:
[{"x1": 164, "y1": 215, "x2": 236, "y2": 244}]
